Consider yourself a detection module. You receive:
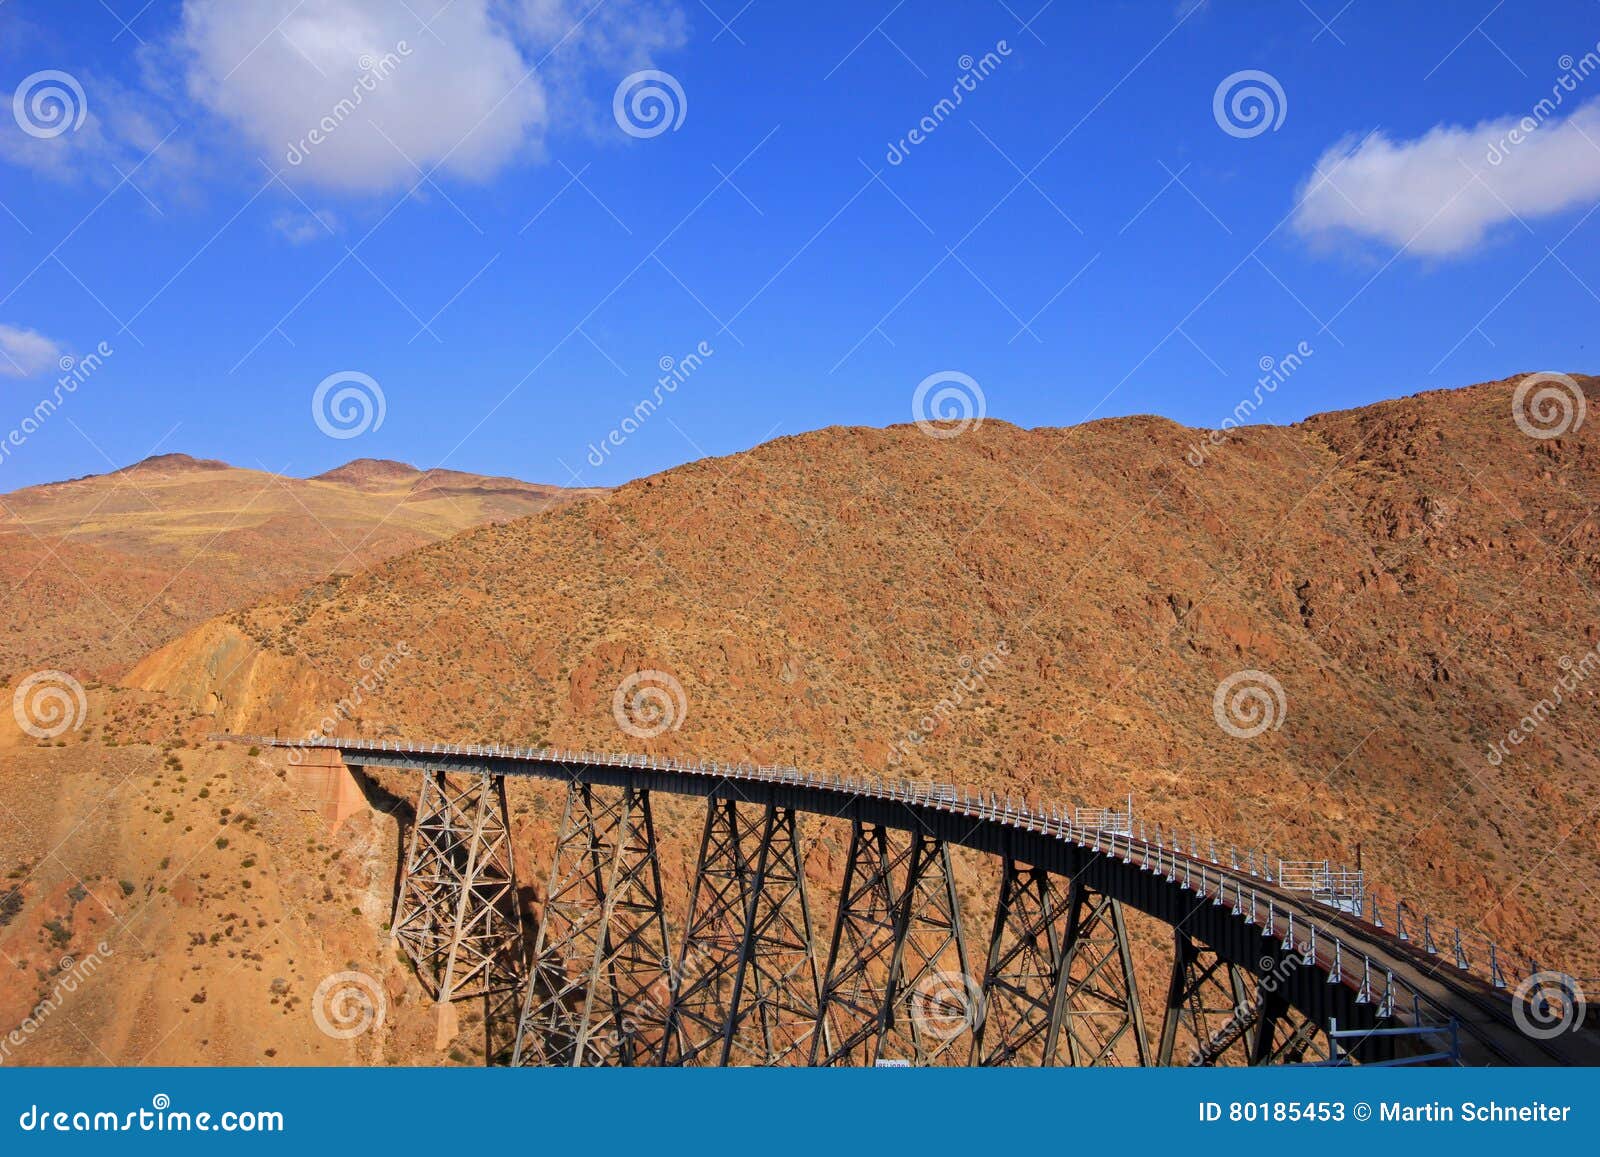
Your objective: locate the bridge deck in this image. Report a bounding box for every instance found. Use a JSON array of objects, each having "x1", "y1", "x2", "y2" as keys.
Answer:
[{"x1": 228, "y1": 734, "x2": 1599, "y2": 1067}]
